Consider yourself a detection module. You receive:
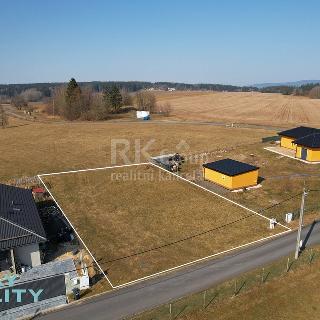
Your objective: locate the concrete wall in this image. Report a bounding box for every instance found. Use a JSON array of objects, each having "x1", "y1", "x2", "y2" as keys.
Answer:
[
  {"x1": 14, "y1": 243, "x2": 41, "y2": 267},
  {"x1": 280, "y1": 136, "x2": 296, "y2": 150}
]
